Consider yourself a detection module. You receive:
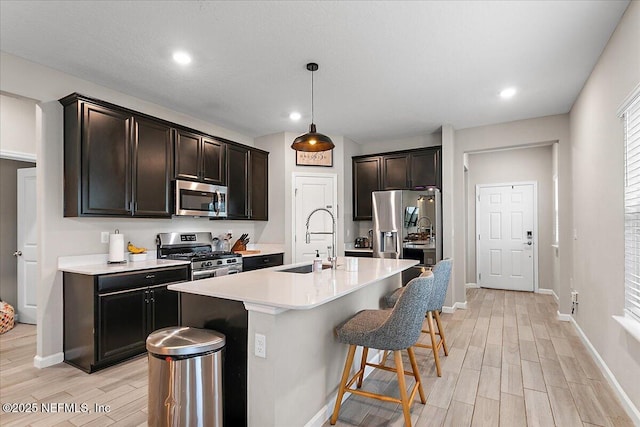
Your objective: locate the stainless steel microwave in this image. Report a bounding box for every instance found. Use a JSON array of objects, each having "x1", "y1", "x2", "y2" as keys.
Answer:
[{"x1": 174, "y1": 180, "x2": 227, "y2": 218}]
